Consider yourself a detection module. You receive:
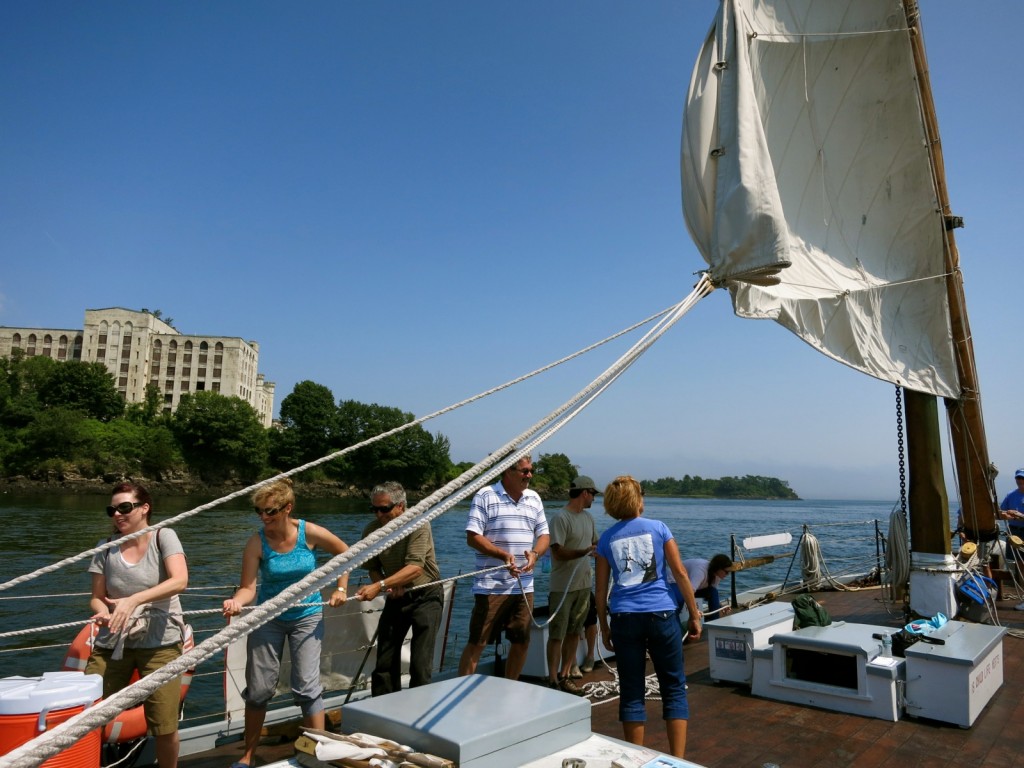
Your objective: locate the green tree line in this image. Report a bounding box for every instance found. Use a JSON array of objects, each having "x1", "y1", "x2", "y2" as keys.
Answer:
[
  {"x1": 0, "y1": 354, "x2": 456, "y2": 489},
  {"x1": 0, "y1": 353, "x2": 797, "y2": 498},
  {"x1": 640, "y1": 474, "x2": 799, "y2": 499}
]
